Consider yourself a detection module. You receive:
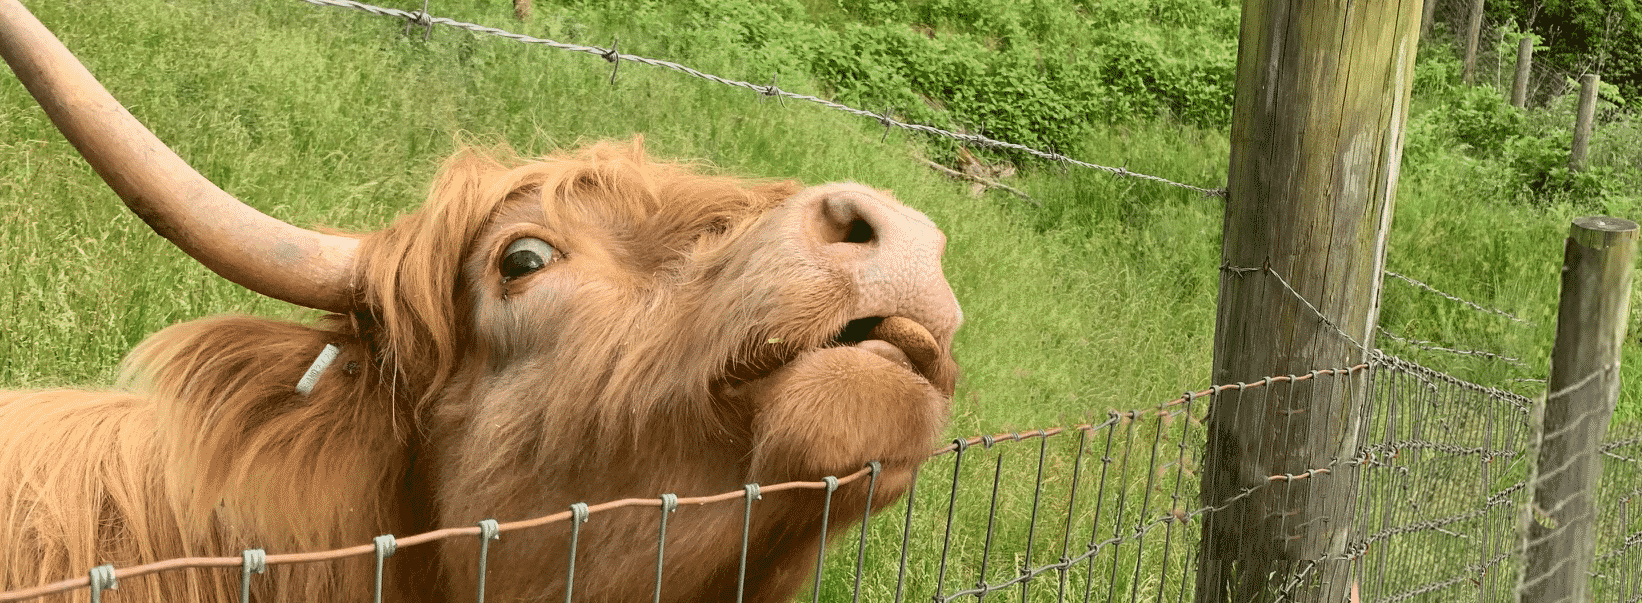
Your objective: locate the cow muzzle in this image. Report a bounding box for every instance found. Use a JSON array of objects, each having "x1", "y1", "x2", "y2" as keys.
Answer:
[{"x1": 802, "y1": 184, "x2": 961, "y2": 338}]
